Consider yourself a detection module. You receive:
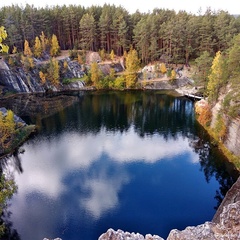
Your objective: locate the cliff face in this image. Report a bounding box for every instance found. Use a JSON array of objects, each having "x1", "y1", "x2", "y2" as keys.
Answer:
[
  {"x1": 195, "y1": 97, "x2": 240, "y2": 163},
  {"x1": 0, "y1": 58, "x2": 85, "y2": 94},
  {"x1": 224, "y1": 118, "x2": 240, "y2": 156}
]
